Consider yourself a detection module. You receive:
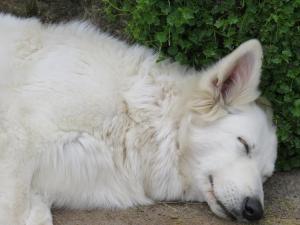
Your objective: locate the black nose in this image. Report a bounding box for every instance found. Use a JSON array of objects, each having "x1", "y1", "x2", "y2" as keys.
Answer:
[{"x1": 242, "y1": 197, "x2": 263, "y2": 221}]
